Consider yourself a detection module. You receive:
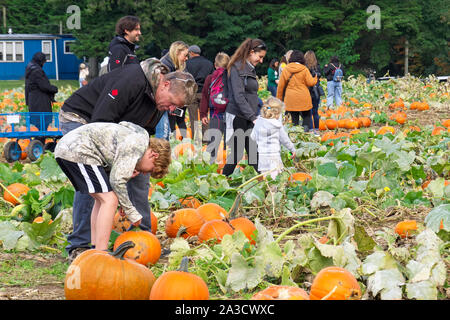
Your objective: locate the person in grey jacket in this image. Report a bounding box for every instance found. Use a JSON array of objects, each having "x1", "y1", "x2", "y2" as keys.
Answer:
[{"x1": 223, "y1": 38, "x2": 267, "y2": 176}]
